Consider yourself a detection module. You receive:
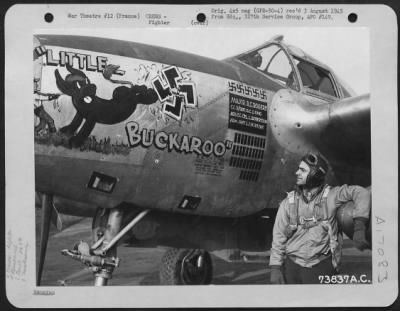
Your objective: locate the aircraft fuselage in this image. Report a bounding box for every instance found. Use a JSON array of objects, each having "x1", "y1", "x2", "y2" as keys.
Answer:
[{"x1": 34, "y1": 35, "x2": 369, "y2": 219}]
